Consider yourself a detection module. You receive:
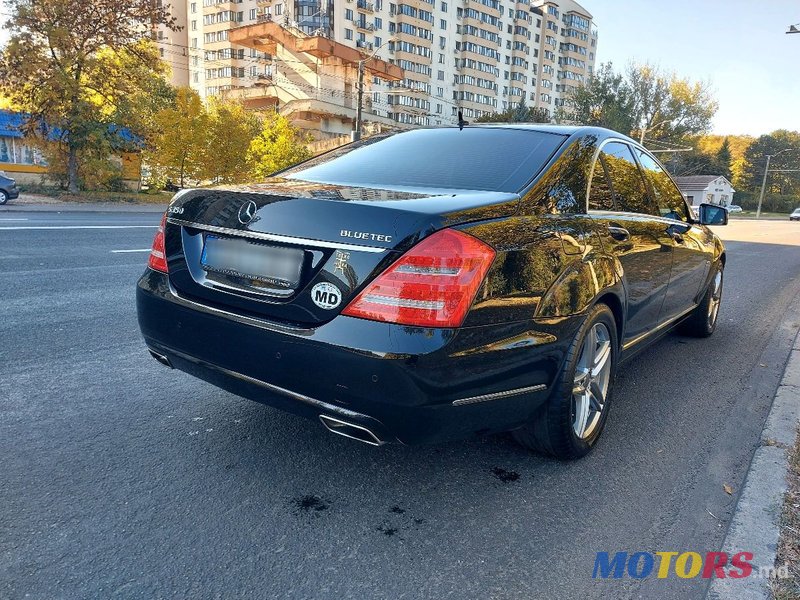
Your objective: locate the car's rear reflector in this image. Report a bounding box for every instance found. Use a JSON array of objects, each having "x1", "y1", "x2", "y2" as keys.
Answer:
[
  {"x1": 148, "y1": 213, "x2": 168, "y2": 273},
  {"x1": 342, "y1": 228, "x2": 495, "y2": 328}
]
